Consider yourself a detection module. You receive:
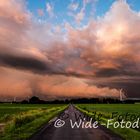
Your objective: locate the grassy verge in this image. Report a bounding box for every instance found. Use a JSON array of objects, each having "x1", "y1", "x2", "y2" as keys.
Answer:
[
  {"x1": 0, "y1": 105, "x2": 66, "y2": 140},
  {"x1": 0, "y1": 104, "x2": 65, "y2": 123},
  {"x1": 76, "y1": 104, "x2": 140, "y2": 140}
]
